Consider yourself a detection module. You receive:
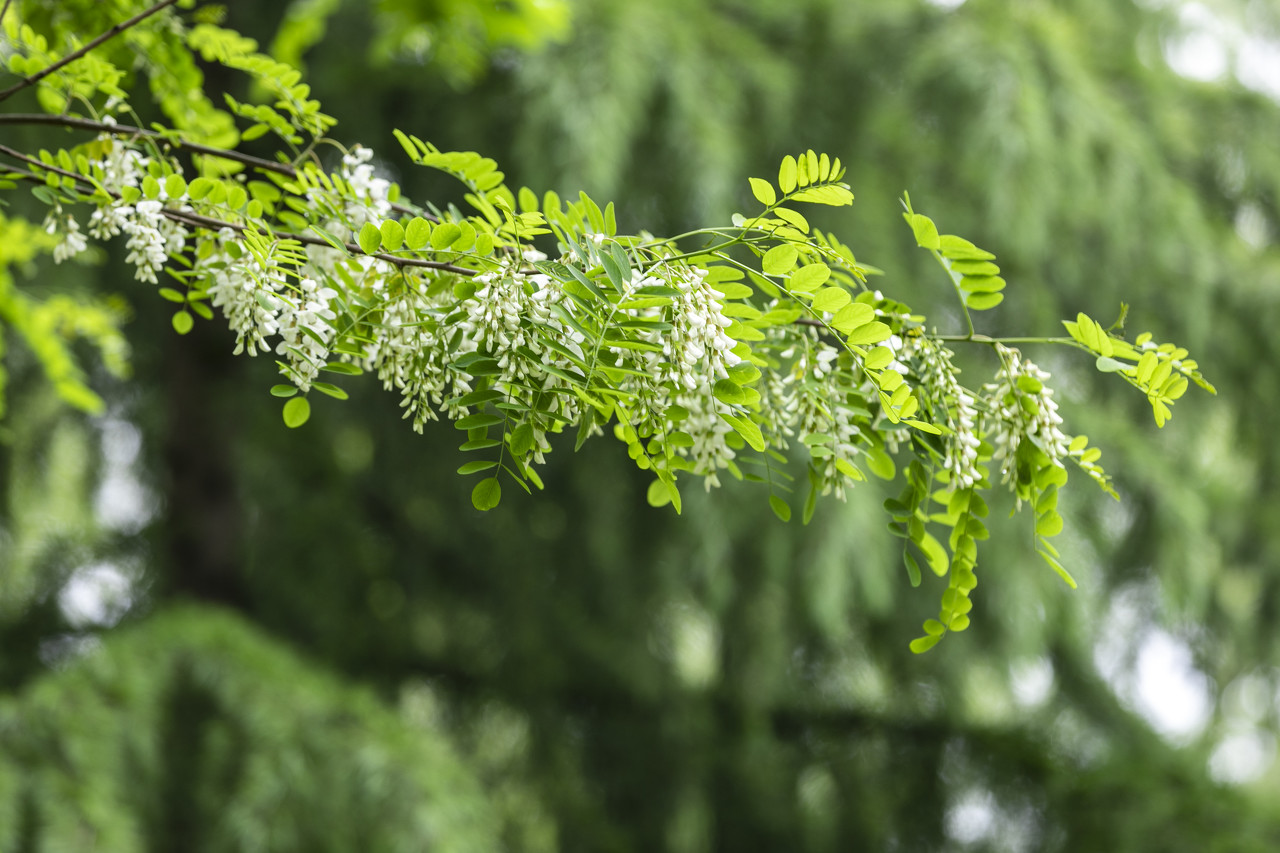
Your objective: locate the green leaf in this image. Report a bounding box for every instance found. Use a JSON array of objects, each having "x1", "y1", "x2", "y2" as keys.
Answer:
[
  {"x1": 960, "y1": 275, "x2": 1006, "y2": 293},
  {"x1": 846, "y1": 321, "x2": 892, "y2": 346},
  {"x1": 187, "y1": 177, "x2": 216, "y2": 200},
  {"x1": 965, "y1": 292, "x2": 1004, "y2": 311},
  {"x1": 405, "y1": 217, "x2": 431, "y2": 250},
  {"x1": 788, "y1": 263, "x2": 830, "y2": 292},
  {"x1": 282, "y1": 396, "x2": 310, "y2": 428},
  {"x1": 749, "y1": 177, "x2": 776, "y2": 207},
  {"x1": 455, "y1": 413, "x2": 503, "y2": 430},
  {"x1": 1036, "y1": 510, "x2": 1064, "y2": 538},
  {"x1": 509, "y1": 422, "x2": 534, "y2": 457},
  {"x1": 431, "y1": 222, "x2": 462, "y2": 250},
  {"x1": 1095, "y1": 356, "x2": 1126, "y2": 373},
  {"x1": 811, "y1": 287, "x2": 851, "y2": 314},
  {"x1": 903, "y1": 551, "x2": 922, "y2": 587},
  {"x1": 171, "y1": 312, "x2": 194, "y2": 335},
  {"x1": 950, "y1": 260, "x2": 999, "y2": 276},
  {"x1": 778, "y1": 155, "x2": 798, "y2": 193},
  {"x1": 905, "y1": 213, "x2": 940, "y2": 249},
  {"x1": 830, "y1": 302, "x2": 874, "y2": 333},
  {"x1": 357, "y1": 222, "x2": 381, "y2": 255},
  {"x1": 380, "y1": 219, "x2": 405, "y2": 251},
  {"x1": 457, "y1": 460, "x2": 498, "y2": 475},
  {"x1": 312, "y1": 382, "x2": 349, "y2": 400},
  {"x1": 866, "y1": 445, "x2": 895, "y2": 480},
  {"x1": 164, "y1": 173, "x2": 187, "y2": 199},
  {"x1": 769, "y1": 494, "x2": 791, "y2": 522},
  {"x1": 471, "y1": 477, "x2": 502, "y2": 511},
  {"x1": 714, "y1": 379, "x2": 746, "y2": 405},
  {"x1": 1039, "y1": 549, "x2": 1077, "y2": 588},
  {"x1": 322, "y1": 362, "x2": 363, "y2": 375},
  {"x1": 721, "y1": 413, "x2": 765, "y2": 452},
  {"x1": 773, "y1": 207, "x2": 809, "y2": 233},
  {"x1": 762, "y1": 244, "x2": 798, "y2": 276},
  {"x1": 905, "y1": 419, "x2": 942, "y2": 434},
  {"x1": 270, "y1": 384, "x2": 298, "y2": 397},
  {"x1": 910, "y1": 634, "x2": 942, "y2": 654},
  {"x1": 864, "y1": 345, "x2": 895, "y2": 370},
  {"x1": 646, "y1": 478, "x2": 672, "y2": 508},
  {"x1": 790, "y1": 185, "x2": 853, "y2": 205},
  {"x1": 159, "y1": 287, "x2": 186, "y2": 303}
]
